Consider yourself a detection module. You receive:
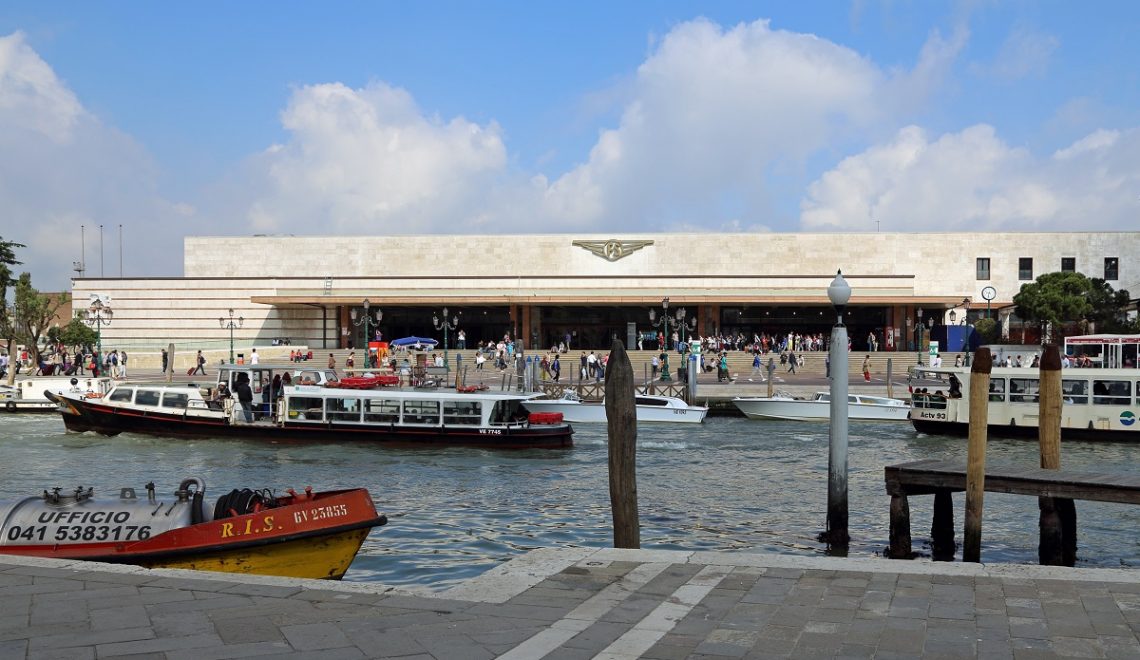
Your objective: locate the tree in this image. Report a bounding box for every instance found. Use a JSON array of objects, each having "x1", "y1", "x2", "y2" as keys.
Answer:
[
  {"x1": 1, "y1": 236, "x2": 26, "y2": 385},
  {"x1": 56, "y1": 315, "x2": 98, "y2": 349},
  {"x1": 973, "y1": 317, "x2": 1000, "y2": 344},
  {"x1": 13, "y1": 273, "x2": 69, "y2": 369},
  {"x1": 1013, "y1": 271, "x2": 1093, "y2": 344},
  {"x1": 1085, "y1": 278, "x2": 1136, "y2": 333}
]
